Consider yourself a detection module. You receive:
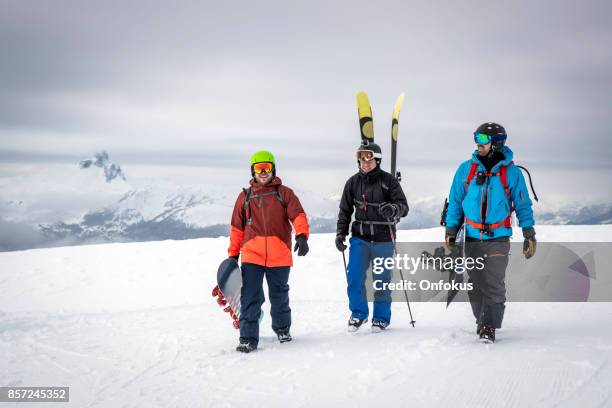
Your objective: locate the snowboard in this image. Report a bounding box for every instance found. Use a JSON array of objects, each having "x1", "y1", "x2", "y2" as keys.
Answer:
[{"x1": 212, "y1": 258, "x2": 242, "y2": 329}]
